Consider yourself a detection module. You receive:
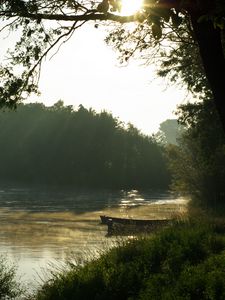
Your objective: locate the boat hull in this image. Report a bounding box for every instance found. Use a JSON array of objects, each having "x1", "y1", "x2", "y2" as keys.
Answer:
[{"x1": 100, "y1": 215, "x2": 171, "y2": 236}]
